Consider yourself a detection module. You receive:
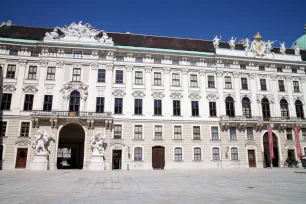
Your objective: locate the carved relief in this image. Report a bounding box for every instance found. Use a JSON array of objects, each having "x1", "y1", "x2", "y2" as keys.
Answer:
[
  {"x1": 216, "y1": 71, "x2": 223, "y2": 77},
  {"x1": 294, "y1": 96, "x2": 304, "y2": 104},
  {"x1": 40, "y1": 60, "x2": 48, "y2": 67},
  {"x1": 106, "y1": 64, "x2": 113, "y2": 71},
  {"x1": 151, "y1": 92, "x2": 165, "y2": 99},
  {"x1": 206, "y1": 93, "x2": 219, "y2": 101},
  {"x1": 18, "y1": 60, "x2": 27, "y2": 67},
  {"x1": 224, "y1": 93, "x2": 235, "y2": 101},
  {"x1": 188, "y1": 93, "x2": 201, "y2": 100},
  {"x1": 112, "y1": 89, "x2": 126, "y2": 97},
  {"x1": 60, "y1": 81, "x2": 89, "y2": 100},
  {"x1": 132, "y1": 91, "x2": 146, "y2": 98},
  {"x1": 145, "y1": 67, "x2": 152, "y2": 73},
  {"x1": 181, "y1": 69, "x2": 188, "y2": 75},
  {"x1": 90, "y1": 62, "x2": 98, "y2": 70},
  {"x1": 249, "y1": 74, "x2": 256, "y2": 79},
  {"x1": 1, "y1": 84, "x2": 16, "y2": 92},
  {"x1": 170, "y1": 92, "x2": 183, "y2": 99},
  {"x1": 241, "y1": 94, "x2": 252, "y2": 102},
  {"x1": 285, "y1": 76, "x2": 292, "y2": 81},
  {"x1": 199, "y1": 70, "x2": 205, "y2": 76},
  {"x1": 126, "y1": 65, "x2": 133, "y2": 72},
  {"x1": 23, "y1": 85, "x2": 38, "y2": 93},
  {"x1": 233, "y1": 72, "x2": 239, "y2": 78},
  {"x1": 256, "y1": 95, "x2": 274, "y2": 104},
  {"x1": 163, "y1": 68, "x2": 171, "y2": 74},
  {"x1": 56, "y1": 61, "x2": 64, "y2": 68},
  {"x1": 278, "y1": 95, "x2": 289, "y2": 103},
  {"x1": 15, "y1": 140, "x2": 32, "y2": 146}
]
